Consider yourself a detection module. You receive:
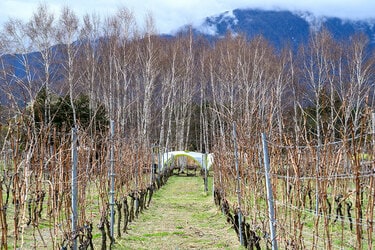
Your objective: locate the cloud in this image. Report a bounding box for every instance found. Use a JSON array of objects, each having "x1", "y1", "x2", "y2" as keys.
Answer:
[
  {"x1": 0, "y1": 0, "x2": 374, "y2": 34},
  {"x1": 127, "y1": 0, "x2": 375, "y2": 33}
]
